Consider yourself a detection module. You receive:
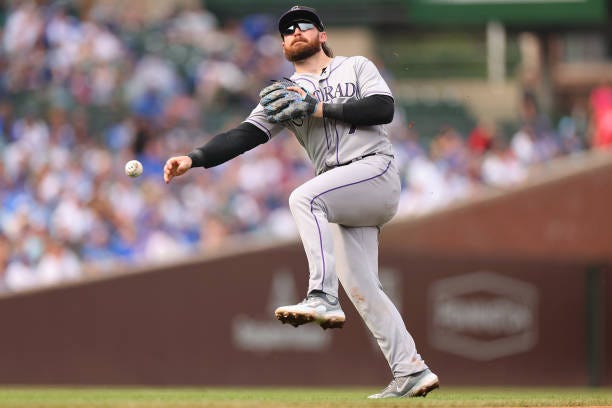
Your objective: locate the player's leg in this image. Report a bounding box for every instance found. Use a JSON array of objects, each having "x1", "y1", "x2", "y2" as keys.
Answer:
[
  {"x1": 274, "y1": 167, "x2": 344, "y2": 328},
  {"x1": 331, "y1": 224, "x2": 427, "y2": 375},
  {"x1": 275, "y1": 155, "x2": 397, "y2": 328},
  {"x1": 331, "y1": 223, "x2": 439, "y2": 398}
]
